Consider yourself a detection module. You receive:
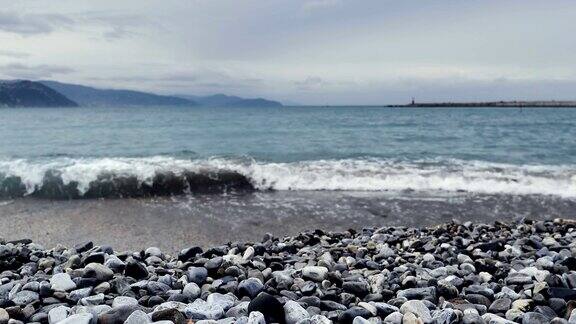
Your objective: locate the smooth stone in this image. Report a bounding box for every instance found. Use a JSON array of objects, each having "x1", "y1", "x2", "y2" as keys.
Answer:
[
  {"x1": 399, "y1": 300, "x2": 431, "y2": 322},
  {"x1": 184, "y1": 299, "x2": 225, "y2": 320},
  {"x1": 50, "y1": 273, "x2": 77, "y2": 292},
  {"x1": 247, "y1": 311, "x2": 266, "y2": 324},
  {"x1": 383, "y1": 312, "x2": 403, "y2": 324},
  {"x1": 301, "y1": 267, "x2": 328, "y2": 282},
  {"x1": 284, "y1": 300, "x2": 310, "y2": 324},
  {"x1": 226, "y1": 302, "x2": 249, "y2": 318},
  {"x1": 81, "y1": 293, "x2": 105, "y2": 306},
  {"x1": 145, "y1": 247, "x2": 162, "y2": 257},
  {"x1": 397, "y1": 287, "x2": 436, "y2": 301},
  {"x1": 433, "y1": 309, "x2": 457, "y2": 324},
  {"x1": 489, "y1": 298, "x2": 512, "y2": 314},
  {"x1": 207, "y1": 293, "x2": 236, "y2": 311},
  {"x1": 182, "y1": 283, "x2": 201, "y2": 300},
  {"x1": 370, "y1": 303, "x2": 399, "y2": 317},
  {"x1": 147, "y1": 281, "x2": 171, "y2": 295},
  {"x1": 343, "y1": 281, "x2": 370, "y2": 297},
  {"x1": 512, "y1": 299, "x2": 533, "y2": 312},
  {"x1": 247, "y1": 293, "x2": 285, "y2": 324},
  {"x1": 104, "y1": 257, "x2": 126, "y2": 272},
  {"x1": 124, "y1": 310, "x2": 152, "y2": 324},
  {"x1": 112, "y1": 296, "x2": 139, "y2": 308},
  {"x1": 402, "y1": 312, "x2": 420, "y2": 324},
  {"x1": 187, "y1": 267, "x2": 208, "y2": 285},
  {"x1": 568, "y1": 309, "x2": 576, "y2": 323},
  {"x1": 357, "y1": 302, "x2": 377, "y2": 316},
  {"x1": 48, "y1": 305, "x2": 70, "y2": 324},
  {"x1": 84, "y1": 263, "x2": 114, "y2": 282},
  {"x1": 151, "y1": 308, "x2": 186, "y2": 324},
  {"x1": 58, "y1": 313, "x2": 93, "y2": 324},
  {"x1": 69, "y1": 288, "x2": 92, "y2": 303},
  {"x1": 0, "y1": 308, "x2": 7, "y2": 324},
  {"x1": 338, "y1": 307, "x2": 372, "y2": 324},
  {"x1": 548, "y1": 287, "x2": 576, "y2": 301},
  {"x1": 10, "y1": 290, "x2": 39, "y2": 306},
  {"x1": 124, "y1": 259, "x2": 149, "y2": 280},
  {"x1": 352, "y1": 316, "x2": 371, "y2": 324},
  {"x1": 98, "y1": 305, "x2": 140, "y2": 324},
  {"x1": 521, "y1": 312, "x2": 549, "y2": 324},
  {"x1": 462, "y1": 311, "x2": 483, "y2": 324},
  {"x1": 238, "y1": 278, "x2": 264, "y2": 298},
  {"x1": 482, "y1": 313, "x2": 515, "y2": 323}
]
